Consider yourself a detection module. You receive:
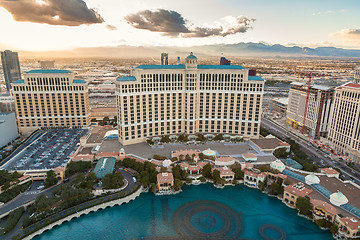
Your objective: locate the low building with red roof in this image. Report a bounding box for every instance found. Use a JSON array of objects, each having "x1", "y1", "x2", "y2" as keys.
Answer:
[
  {"x1": 242, "y1": 153, "x2": 257, "y2": 162},
  {"x1": 310, "y1": 199, "x2": 337, "y2": 222},
  {"x1": 283, "y1": 182, "x2": 313, "y2": 208},
  {"x1": 320, "y1": 168, "x2": 340, "y2": 178},
  {"x1": 157, "y1": 172, "x2": 174, "y2": 191},
  {"x1": 244, "y1": 169, "x2": 266, "y2": 188},
  {"x1": 215, "y1": 156, "x2": 236, "y2": 166},
  {"x1": 96, "y1": 152, "x2": 120, "y2": 159},
  {"x1": 338, "y1": 217, "x2": 360, "y2": 238}
]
